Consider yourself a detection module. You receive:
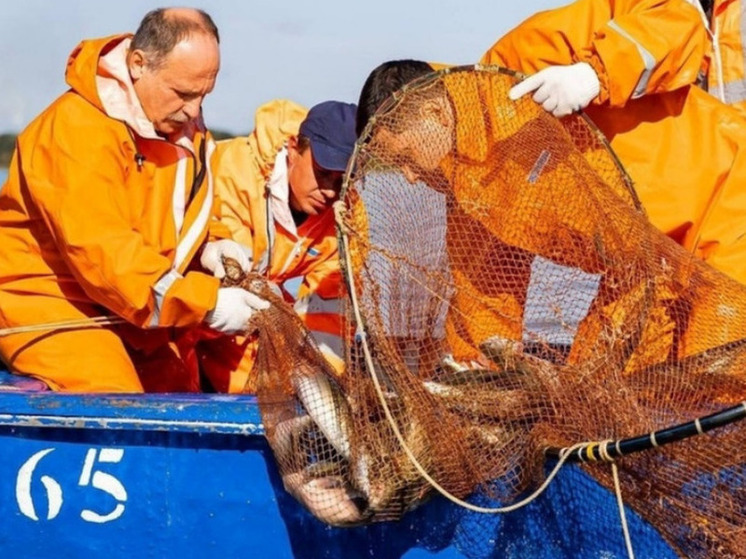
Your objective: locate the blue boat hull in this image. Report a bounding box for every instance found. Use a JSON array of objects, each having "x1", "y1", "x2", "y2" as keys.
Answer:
[{"x1": 0, "y1": 381, "x2": 679, "y2": 558}]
